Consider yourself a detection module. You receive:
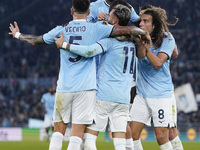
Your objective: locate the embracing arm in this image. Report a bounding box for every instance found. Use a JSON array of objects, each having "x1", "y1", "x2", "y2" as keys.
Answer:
[
  {"x1": 132, "y1": 34, "x2": 151, "y2": 60},
  {"x1": 70, "y1": 43, "x2": 103, "y2": 58},
  {"x1": 110, "y1": 26, "x2": 148, "y2": 39},
  {"x1": 54, "y1": 32, "x2": 103, "y2": 58},
  {"x1": 135, "y1": 41, "x2": 146, "y2": 60},
  {"x1": 9, "y1": 21, "x2": 45, "y2": 45}
]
